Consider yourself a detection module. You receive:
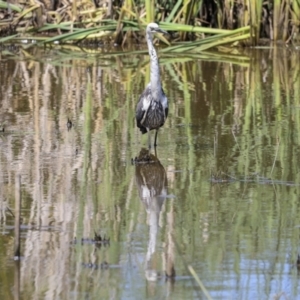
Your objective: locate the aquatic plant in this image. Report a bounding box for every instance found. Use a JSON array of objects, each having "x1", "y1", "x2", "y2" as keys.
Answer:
[{"x1": 0, "y1": 1, "x2": 299, "y2": 51}]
